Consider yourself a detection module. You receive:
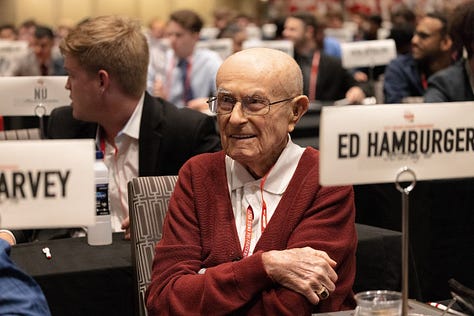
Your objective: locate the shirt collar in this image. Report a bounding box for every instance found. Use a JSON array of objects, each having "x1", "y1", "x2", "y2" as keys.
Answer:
[
  {"x1": 118, "y1": 93, "x2": 145, "y2": 140},
  {"x1": 226, "y1": 135, "x2": 305, "y2": 194},
  {"x1": 95, "y1": 93, "x2": 145, "y2": 146}
]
